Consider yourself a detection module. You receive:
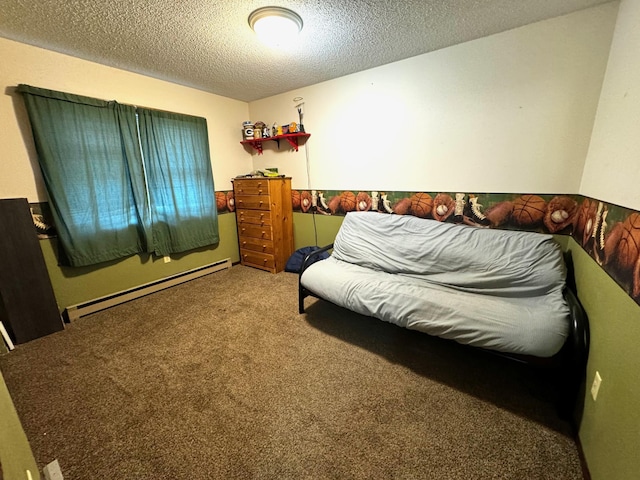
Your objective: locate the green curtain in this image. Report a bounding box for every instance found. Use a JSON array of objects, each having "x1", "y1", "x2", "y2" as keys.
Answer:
[
  {"x1": 137, "y1": 108, "x2": 219, "y2": 256},
  {"x1": 17, "y1": 85, "x2": 149, "y2": 266}
]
